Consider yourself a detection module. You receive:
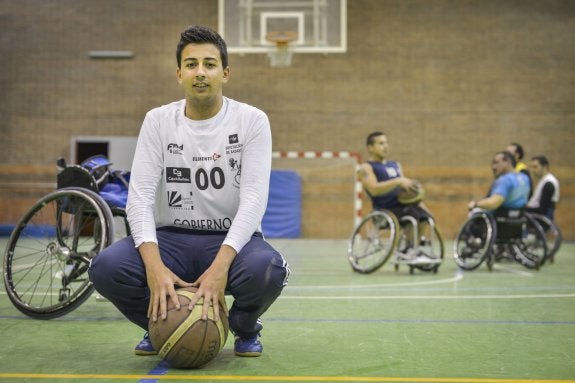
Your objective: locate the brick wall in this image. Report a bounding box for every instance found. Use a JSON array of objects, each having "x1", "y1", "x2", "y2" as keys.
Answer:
[{"x1": 1, "y1": 0, "x2": 574, "y2": 239}]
